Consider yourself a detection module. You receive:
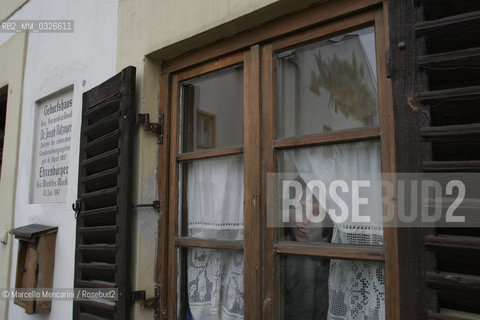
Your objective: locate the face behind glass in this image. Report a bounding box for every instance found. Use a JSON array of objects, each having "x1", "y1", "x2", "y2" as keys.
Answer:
[{"x1": 289, "y1": 197, "x2": 332, "y2": 242}]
